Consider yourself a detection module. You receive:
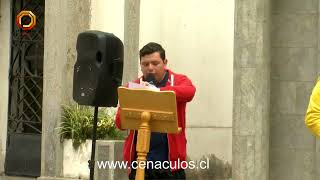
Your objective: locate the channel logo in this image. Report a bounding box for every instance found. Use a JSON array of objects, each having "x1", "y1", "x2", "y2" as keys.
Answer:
[{"x1": 15, "y1": 10, "x2": 36, "y2": 31}]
